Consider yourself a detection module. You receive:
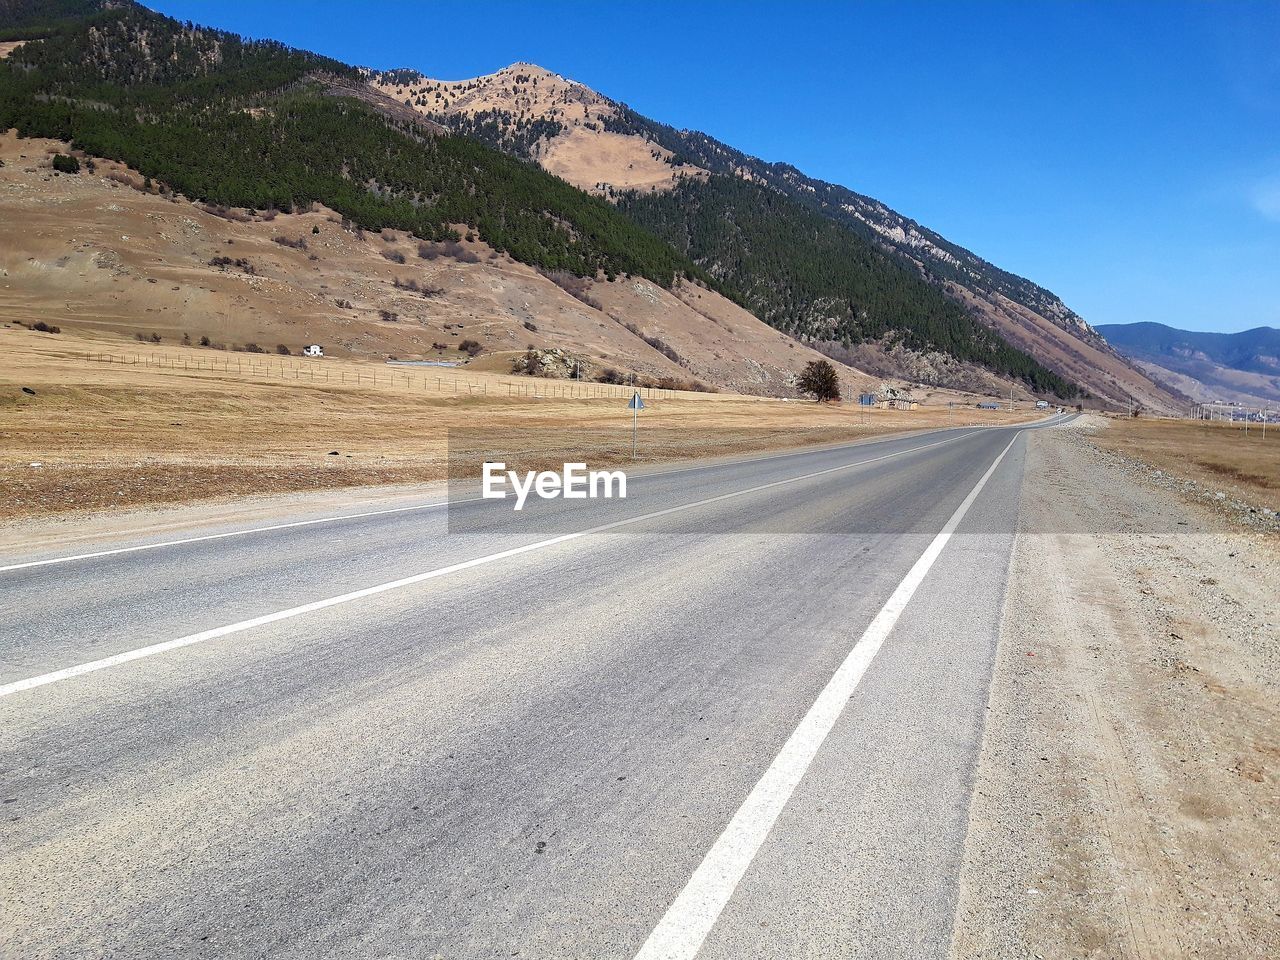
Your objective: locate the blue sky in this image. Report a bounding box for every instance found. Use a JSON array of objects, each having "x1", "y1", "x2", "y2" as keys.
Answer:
[{"x1": 152, "y1": 0, "x2": 1279, "y2": 333}]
